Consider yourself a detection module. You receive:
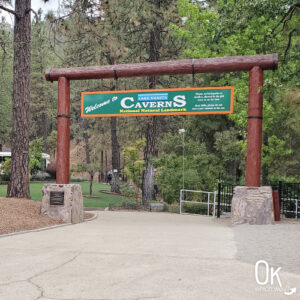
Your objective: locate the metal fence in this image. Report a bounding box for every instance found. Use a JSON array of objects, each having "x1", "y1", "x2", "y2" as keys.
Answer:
[
  {"x1": 215, "y1": 181, "x2": 300, "y2": 219},
  {"x1": 217, "y1": 183, "x2": 235, "y2": 218},
  {"x1": 181, "y1": 182, "x2": 300, "y2": 219},
  {"x1": 180, "y1": 189, "x2": 217, "y2": 216},
  {"x1": 278, "y1": 181, "x2": 300, "y2": 219}
]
